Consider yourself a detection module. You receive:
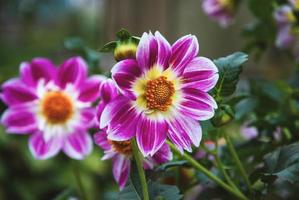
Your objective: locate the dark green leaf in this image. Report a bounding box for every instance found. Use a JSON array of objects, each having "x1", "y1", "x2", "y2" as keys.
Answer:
[
  {"x1": 116, "y1": 28, "x2": 131, "y2": 41},
  {"x1": 52, "y1": 188, "x2": 74, "y2": 200},
  {"x1": 155, "y1": 160, "x2": 188, "y2": 171},
  {"x1": 214, "y1": 52, "x2": 248, "y2": 97},
  {"x1": 100, "y1": 41, "x2": 117, "y2": 52},
  {"x1": 264, "y1": 143, "x2": 299, "y2": 183},
  {"x1": 148, "y1": 180, "x2": 181, "y2": 200},
  {"x1": 129, "y1": 161, "x2": 143, "y2": 199}
]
